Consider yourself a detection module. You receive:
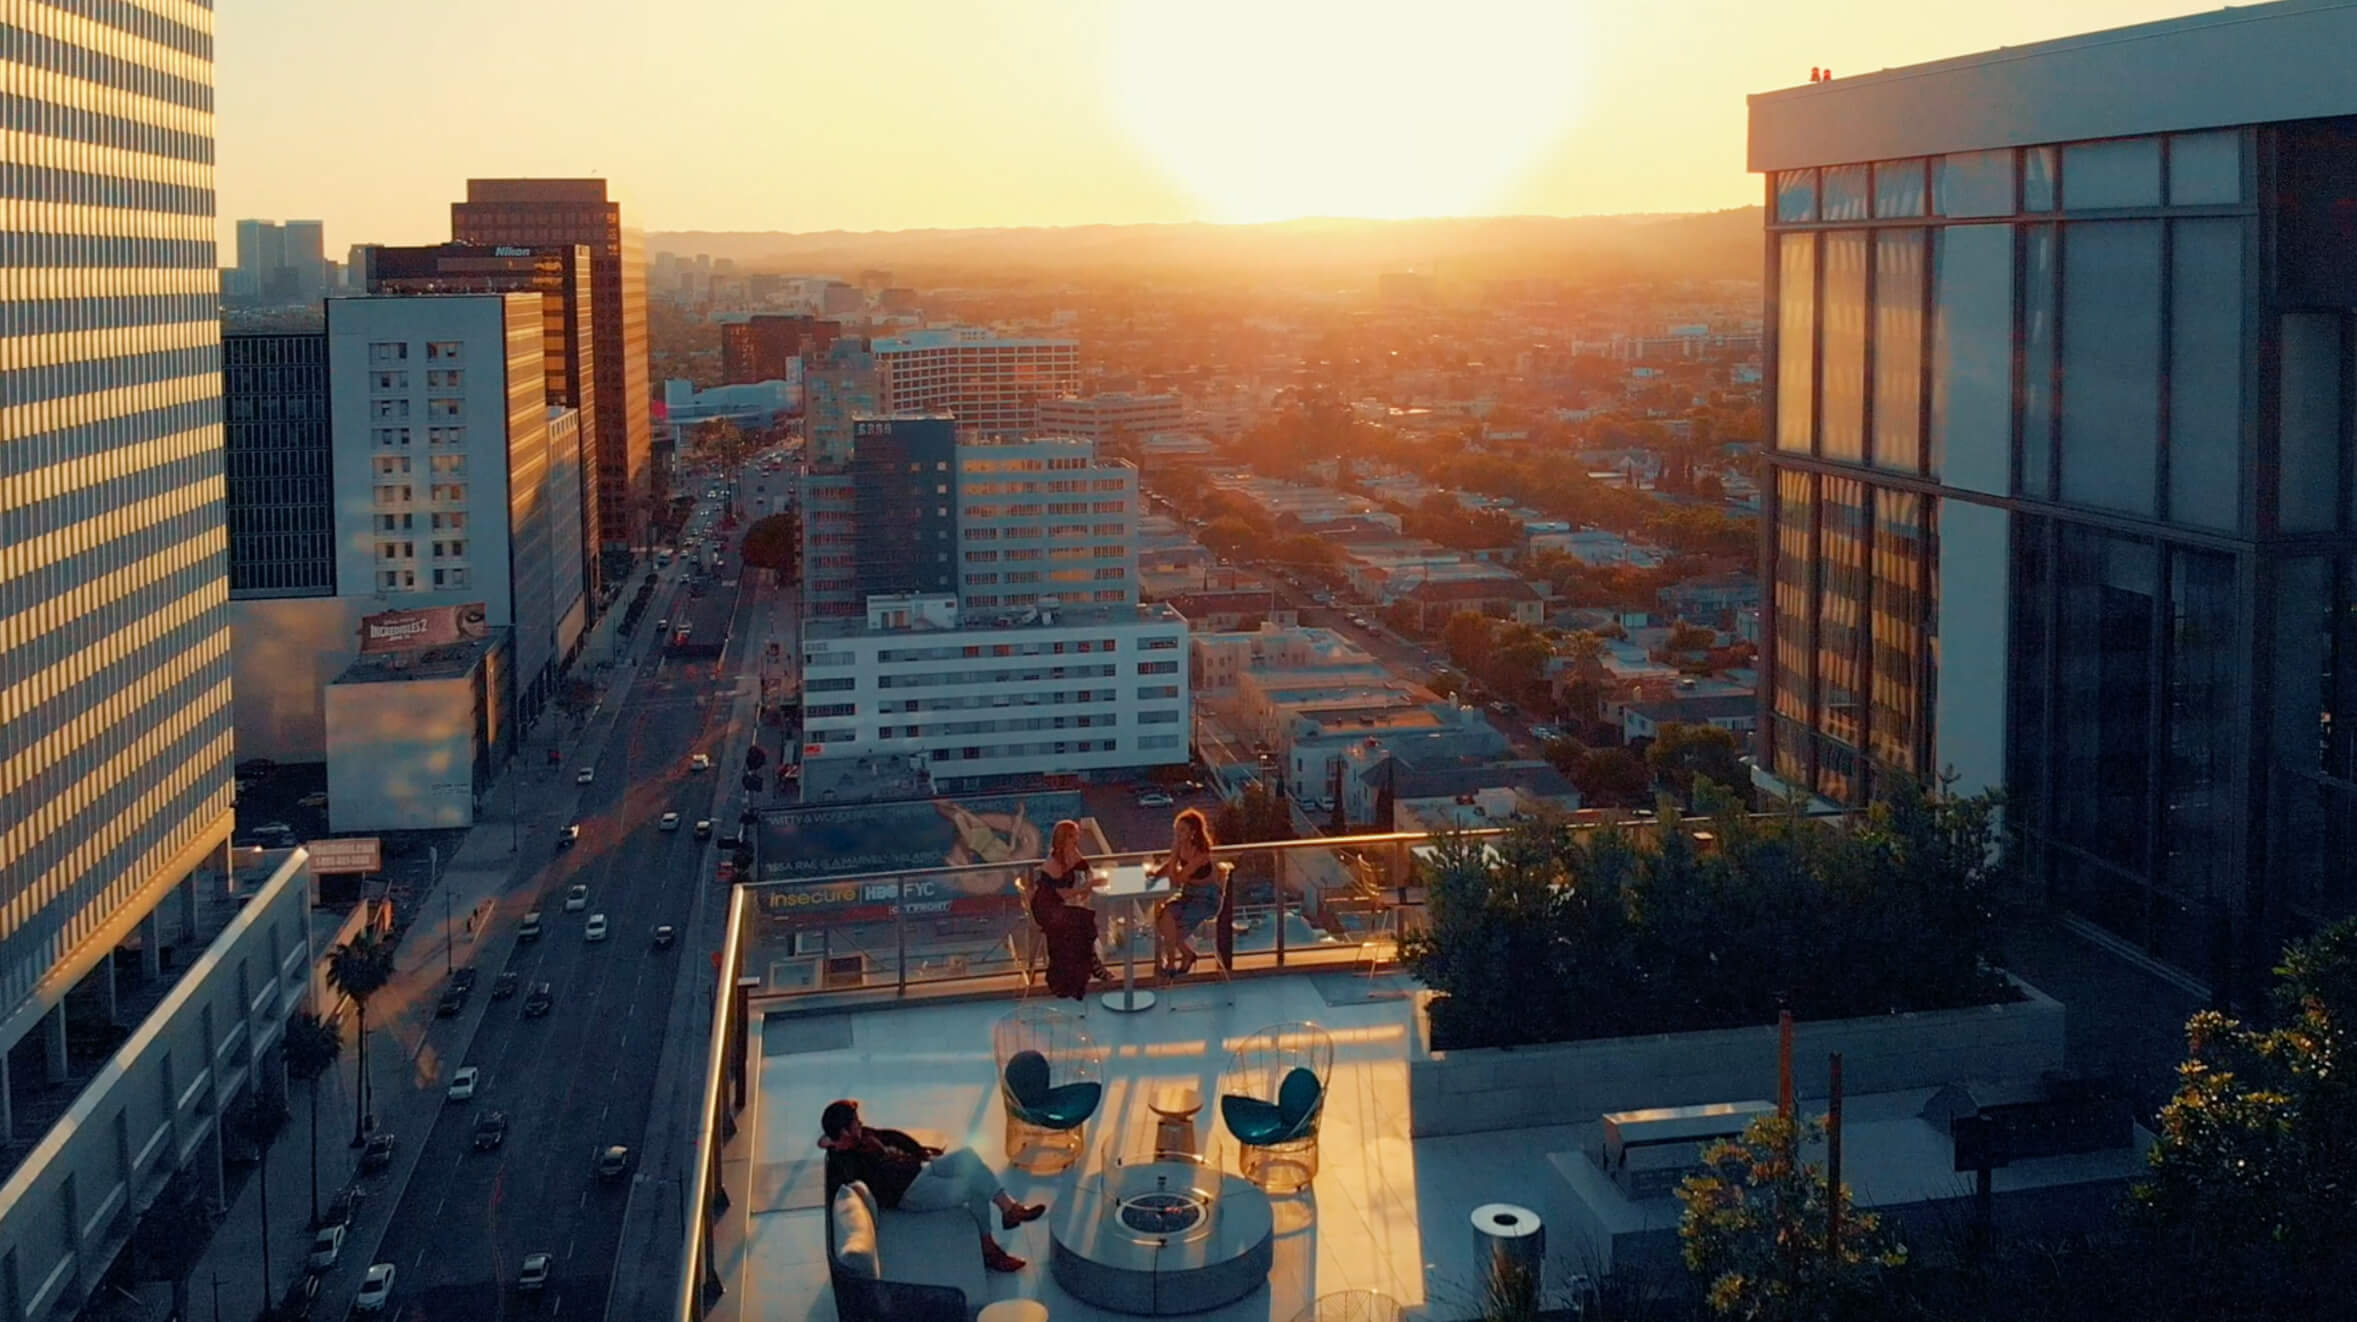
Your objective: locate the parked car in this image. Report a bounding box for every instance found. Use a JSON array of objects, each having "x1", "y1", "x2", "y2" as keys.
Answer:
[
  {"x1": 595, "y1": 1145, "x2": 631, "y2": 1181},
  {"x1": 518, "y1": 911, "x2": 544, "y2": 942},
  {"x1": 575, "y1": 768, "x2": 595, "y2": 785},
  {"x1": 492, "y1": 969, "x2": 519, "y2": 999},
  {"x1": 523, "y1": 982, "x2": 554, "y2": 1017},
  {"x1": 272, "y1": 1271, "x2": 320, "y2": 1321},
  {"x1": 322, "y1": 1186, "x2": 364, "y2": 1229},
  {"x1": 359, "y1": 1133, "x2": 395, "y2": 1173},
  {"x1": 307, "y1": 1224, "x2": 345, "y2": 1270},
  {"x1": 447, "y1": 1066, "x2": 480, "y2": 1102},
  {"x1": 353, "y1": 1263, "x2": 395, "y2": 1313},
  {"x1": 473, "y1": 1111, "x2": 510, "y2": 1151},
  {"x1": 435, "y1": 988, "x2": 466, "y2": 1018},
  {"x1": 563, "y1": 884, "x2": 589, "y2": 911},
  {"x1": 659, "y1": 811, "x2": 681, "y2": 832},
  {"x1": 1136, "y1": 790, "x2": 1174, "y2": 809},
  {"x1": 296, "y1": 790, "x2": 330, "y2": 809},
  {"x1": 518, "y1": 1252, "x2": 553, "y2": 1293},
  {"x1": 585, "y1": 913, "x2": 609, "y2": 942},
  {"x1": 450, "y1": 968, "x2": 477, "y2": 993}
]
